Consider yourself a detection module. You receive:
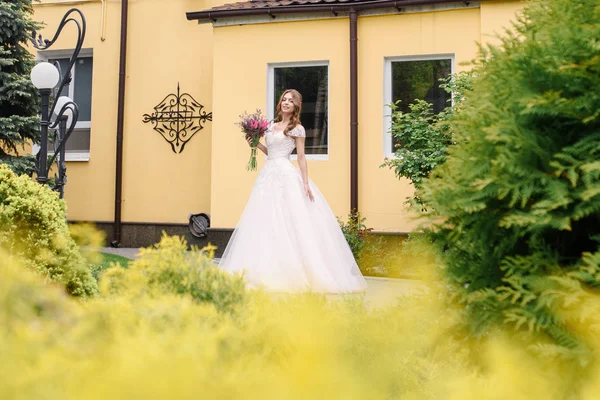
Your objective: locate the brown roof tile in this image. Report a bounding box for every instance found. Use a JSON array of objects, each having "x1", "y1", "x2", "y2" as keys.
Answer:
[
  {"x1": 187, "y1": 0, "x2": 467, "y2": 21},
  {"x1": 209, "y1": 0, "x2": 371, "y2": 12}
]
